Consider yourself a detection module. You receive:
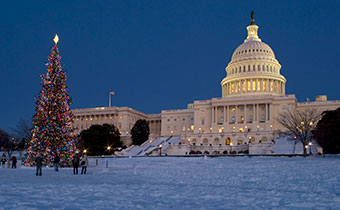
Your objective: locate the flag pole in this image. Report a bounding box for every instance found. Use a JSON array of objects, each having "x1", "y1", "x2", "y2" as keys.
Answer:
[{"x1": 109, "y1": 92, "x2": 111, "y2": 107}]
